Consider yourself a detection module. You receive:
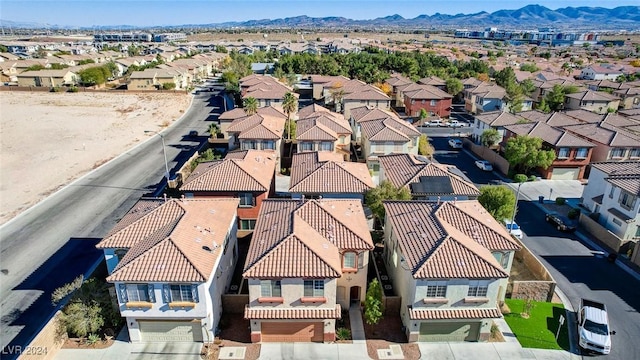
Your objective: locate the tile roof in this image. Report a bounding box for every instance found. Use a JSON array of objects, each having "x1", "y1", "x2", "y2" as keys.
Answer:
[
  {"x1": 100, "y1": 198, "x2": 239, "y2": 282},
  {"x1": 504, "y1": 122, "x2": 595, "y2": 147},
  {"x1": 181, "y1": 150, "x2": 276, "y2": 192},
  {"x1": 408, "y1": 307, "x2": 502, "y2": 320},
  {"x1": 243, "y1": 199, "x2": 374, "y2": 278},
  {"x1": 386, "y1": 73, "x2": 414, "y2": 87},
  {"x1": 355, "y1": 107, "x2": 420, "y2": 142},
  {"x1": 218, "y1": 108, "x2": 247, "y2": 120},
  {"x1": 296, "y1": 110, "x2": 352, "y2": 141},
  {"x1": 289, "y1": 152, "x2": 374, "y2": 194},
  {"x1": 378, "y1": 154, "x2": 479, "y2": 197},
  {"x1": 607, "y1": 175, "x2": 640, "y2": 196},
  {"x1": 245, "y1": 305, "x2": 342, "y2": 319},
  {"x1": 383, "y1": 201, "x2": 519, "y2": 279},
  {"x1": 343, "y1": 85, "x2": 391, "y2": 101},
  {"x1": 297, "y1": 104, "x2": 331, "y2": 118},
  {"x1": 417, "y1": 76, "x2": 446, "y2": 87},
  {"x1": 591, "y1": 161, "x2": 640, "y2": 175},
  {"x1": 564, "y1": 109, "x2": 604, "y2": 123},
  {"x1": 607, "y1": 207, "x2": 635, "y2": 222},
  {"x1": 562, "y1": 123, "x2": 639, "y2": 147},
  {"x1": 403, "y1": 85, "x2": 452, "y2": 100},
  {"x1": 226, "y1": 113, "x2": 285, "y2": 139},
  {"x1": 565, "y1": 90, "x2": 619, "y2": 102},
  {"x1": 475, "y1": 111, "x2": 523, "y2": 127},
  {"x1": 517, "y1": 111, "x2": 581, "y2": 127}
]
